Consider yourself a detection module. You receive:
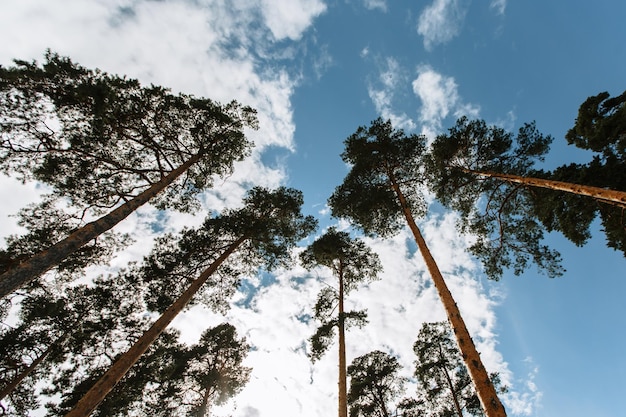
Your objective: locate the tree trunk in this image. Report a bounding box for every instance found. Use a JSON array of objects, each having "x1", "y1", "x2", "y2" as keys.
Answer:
[
  {"x1": 0, "y1": 342, "x2": 54, "y2": 401},
  {"x1": 65, "y1": 236, "x2": 245, "y2": 417},
  {"x1": 389, "y1": 177, "x2": 507, "y2": 417},
  {"x1": 0, "y1": 152, "x2": 202, "y2": 299},
  {"x1": 462, "y1": 168, "x2": 626, "y2": 208},
  {"x1": 196, "y1": 386, "x2": 213, "y2": 417},
  {"x1": 437, "y1": 343, "x2": 464, "y2": 417},
  {"x1": 337, "y1": 262, "x2": 348, "y2": 417}
]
